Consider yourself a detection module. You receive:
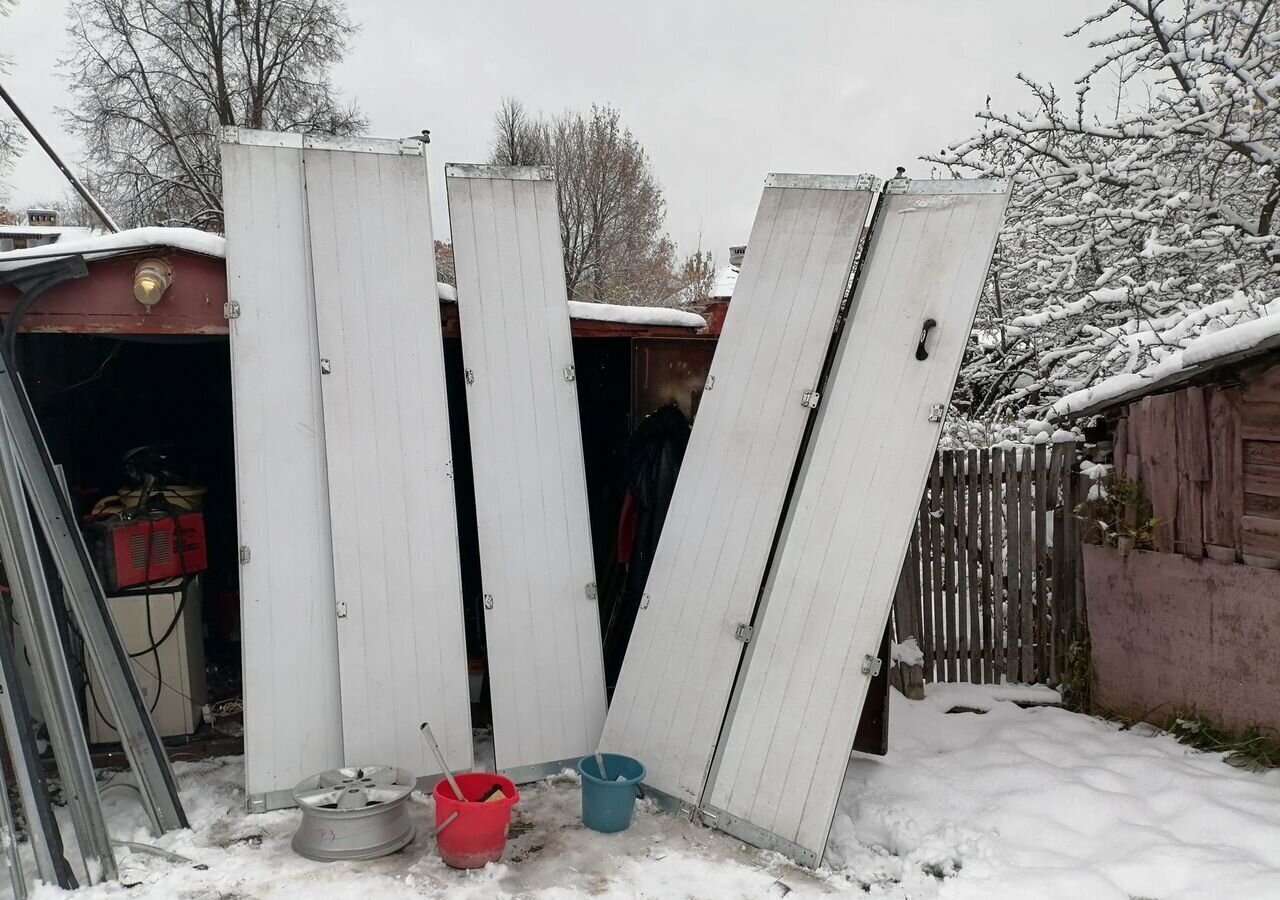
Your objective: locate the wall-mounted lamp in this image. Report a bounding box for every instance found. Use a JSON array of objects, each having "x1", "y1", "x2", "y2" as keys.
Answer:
[{"x1": 133, "y1": 258, "x2": 173, "y2": 308}]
